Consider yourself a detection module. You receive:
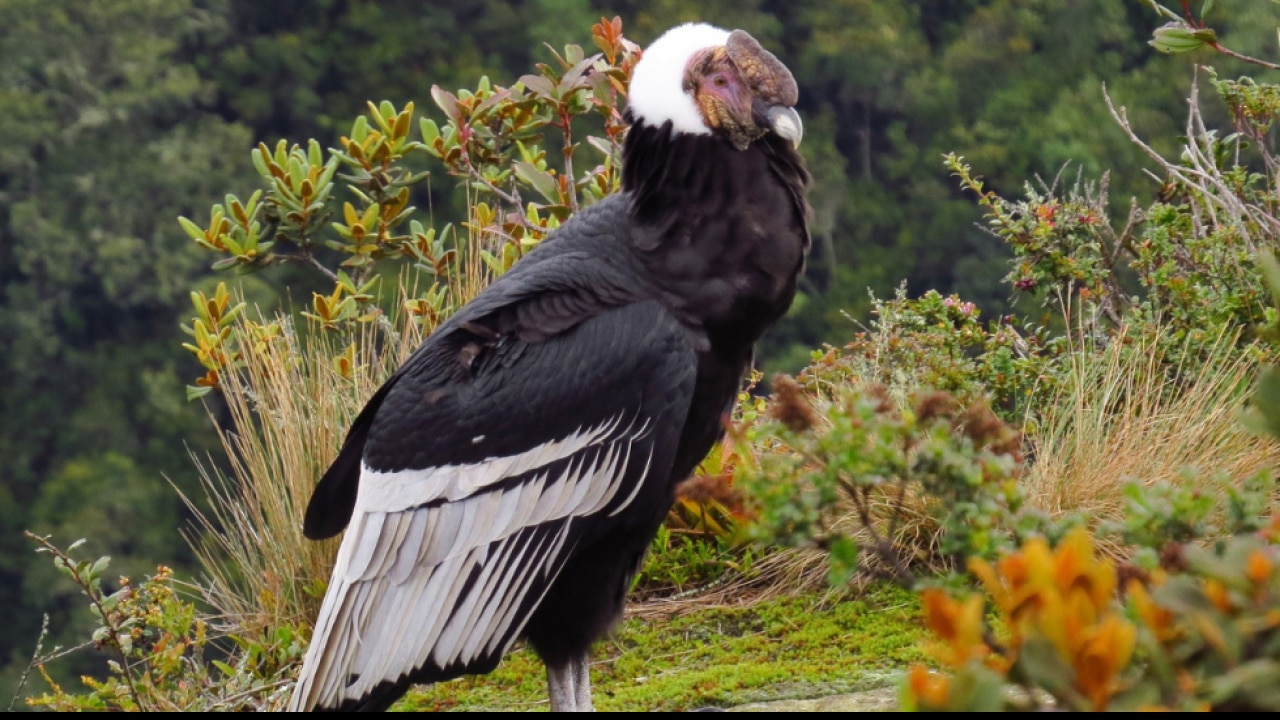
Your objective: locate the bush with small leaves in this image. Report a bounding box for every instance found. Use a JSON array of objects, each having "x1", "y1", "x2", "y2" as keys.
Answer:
[
  {"x1": 22, "y1": 534, "x2": 302, "y2": 711},
  {"x1": 741, "y1": 379, "x2": 1034, "y2": 588},
  {"x1": 798, "y1": 287, "x2": 1057, "y2": 423}
]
